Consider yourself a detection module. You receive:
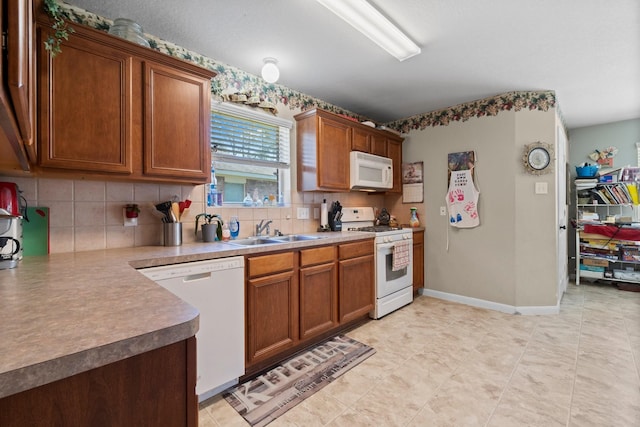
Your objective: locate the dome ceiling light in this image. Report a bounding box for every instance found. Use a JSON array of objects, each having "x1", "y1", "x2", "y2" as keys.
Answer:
[{"x1": 261, "y1": 57, "x2": 280, "y2": 83}]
